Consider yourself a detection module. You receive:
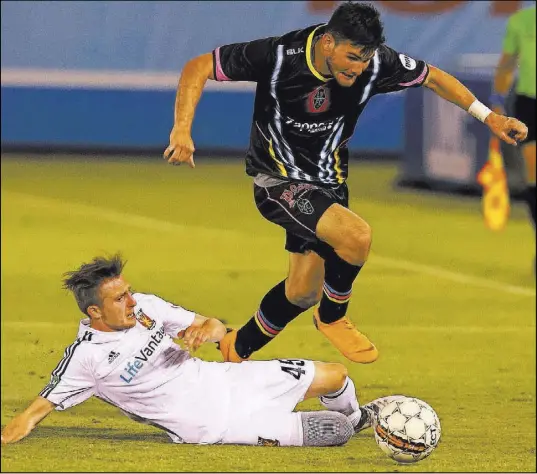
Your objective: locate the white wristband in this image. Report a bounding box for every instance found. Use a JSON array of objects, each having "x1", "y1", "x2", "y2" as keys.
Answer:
[{"x1": 468, "y1": 100, "x2": 492, "y2": 123}]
